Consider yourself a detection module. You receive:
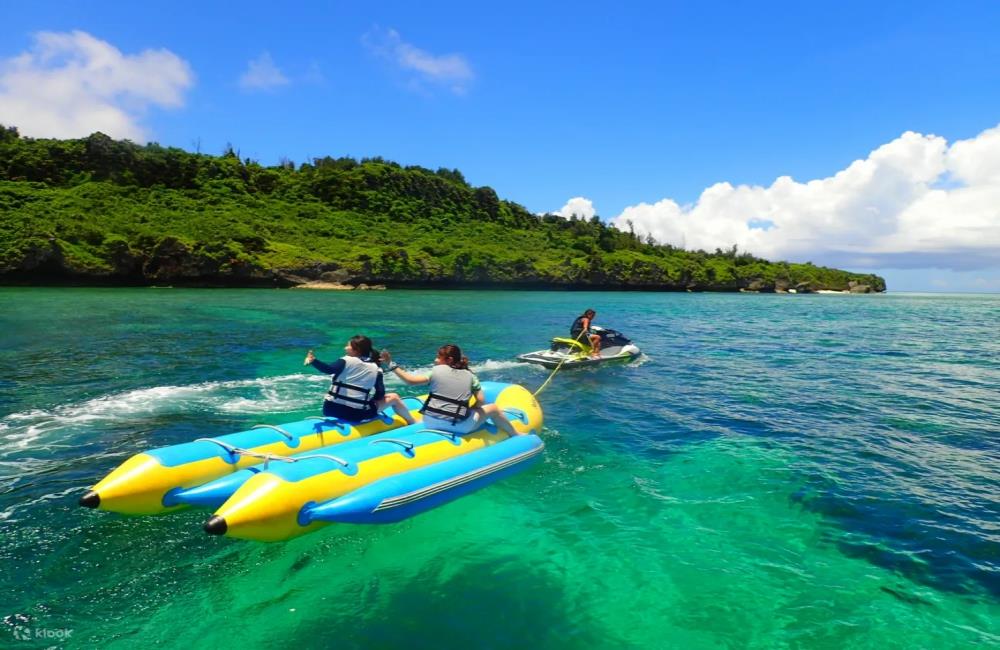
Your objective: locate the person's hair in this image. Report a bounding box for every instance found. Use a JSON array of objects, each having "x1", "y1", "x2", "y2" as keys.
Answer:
[
  {"x1": 583, "y1": 309, "x2": 596, "y2": 319},
  {"x1": 437, "y1": 344, "x2": 469, "y2": 370},
  {"x1": 349, "y1": 335, "x2": 379, "y2": 363}
]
